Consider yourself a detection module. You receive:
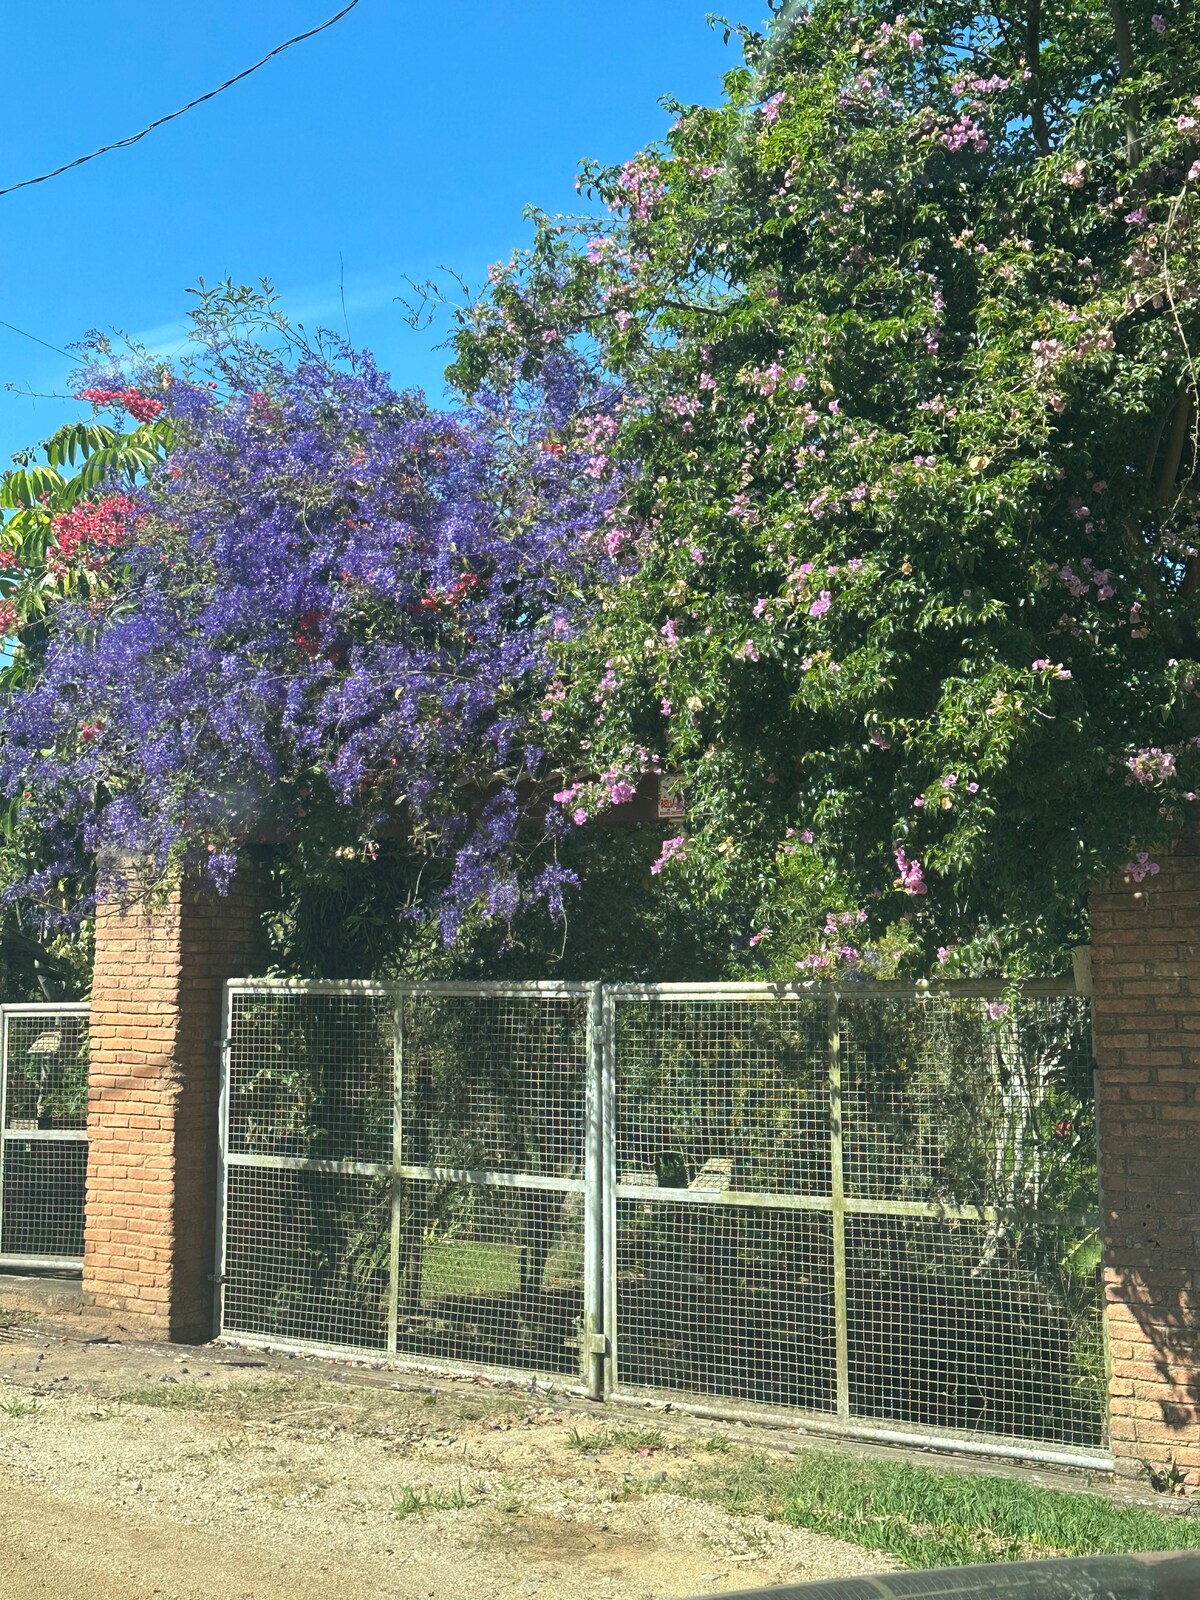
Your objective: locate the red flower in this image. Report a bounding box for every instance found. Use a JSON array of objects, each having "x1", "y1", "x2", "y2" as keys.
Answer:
[
  {"x1": 49, "y1": 494, "x2": 136, "y2": 573},
  {"x1": 294, "y1": 609, "x2": 326, "y2": 657},
  {"x1": 77, "y1": 387, "x2": 164, "y2": 423}
]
